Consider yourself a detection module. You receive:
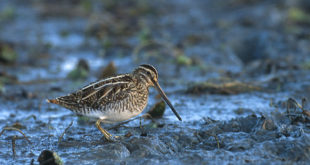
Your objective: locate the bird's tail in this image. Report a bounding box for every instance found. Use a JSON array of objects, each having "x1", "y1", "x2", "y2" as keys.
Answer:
[
  {"x1": 46, "y1": 98, "x2": 60, "y2": 104},
  {"x1": 46, "y1": 96, "x2": 80, "y2": 112}
]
